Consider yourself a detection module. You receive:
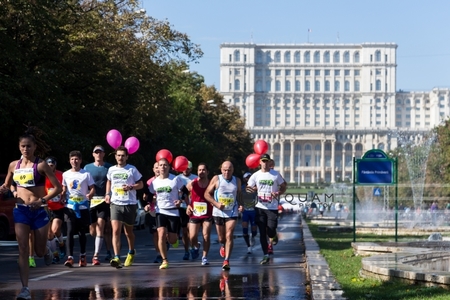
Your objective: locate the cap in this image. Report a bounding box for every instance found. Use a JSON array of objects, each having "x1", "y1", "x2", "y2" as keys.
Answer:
[
  {"x1": 243, "y1": 172, "x2": 252, "y2": 179},
  {"x1": 260, "y1": 154, "x2": 271, "y2": 161},
  {"x1": 93, "y1": 146, "x2": 105, "y2": 153},
  {"x1": 187, "y1": 161, "x2": 193, "y2": 169}
]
